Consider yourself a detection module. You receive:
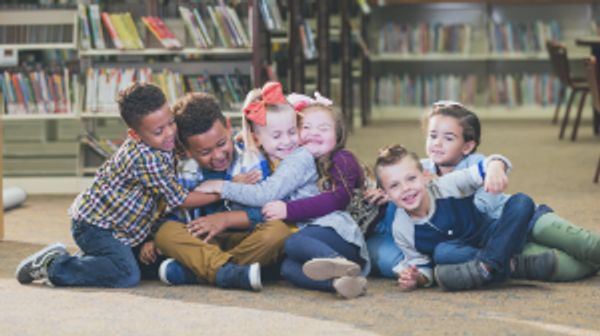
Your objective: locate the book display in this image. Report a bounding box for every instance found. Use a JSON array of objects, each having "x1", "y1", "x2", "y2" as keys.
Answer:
[
  {"x1": 369, "y1": 1, "x2": 594, "y2": 110},
  {"x1": 1, "y1": 0, "x2": 272, "y2": 178}
]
